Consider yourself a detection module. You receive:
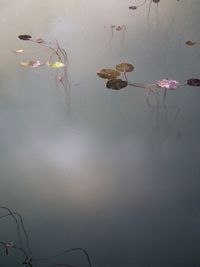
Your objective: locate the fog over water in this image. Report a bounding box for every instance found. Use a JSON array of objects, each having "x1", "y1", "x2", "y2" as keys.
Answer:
[{"x1": 0, "y1": 1, "x2": 200, "y2": 266}]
